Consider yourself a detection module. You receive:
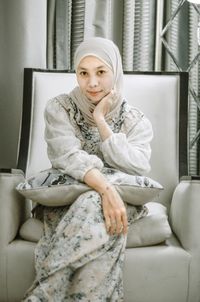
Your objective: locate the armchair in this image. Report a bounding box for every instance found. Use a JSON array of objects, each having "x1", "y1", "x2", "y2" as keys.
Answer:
[{"x1": 1, "y1": 69, "x2": 200, "y2": 302}]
